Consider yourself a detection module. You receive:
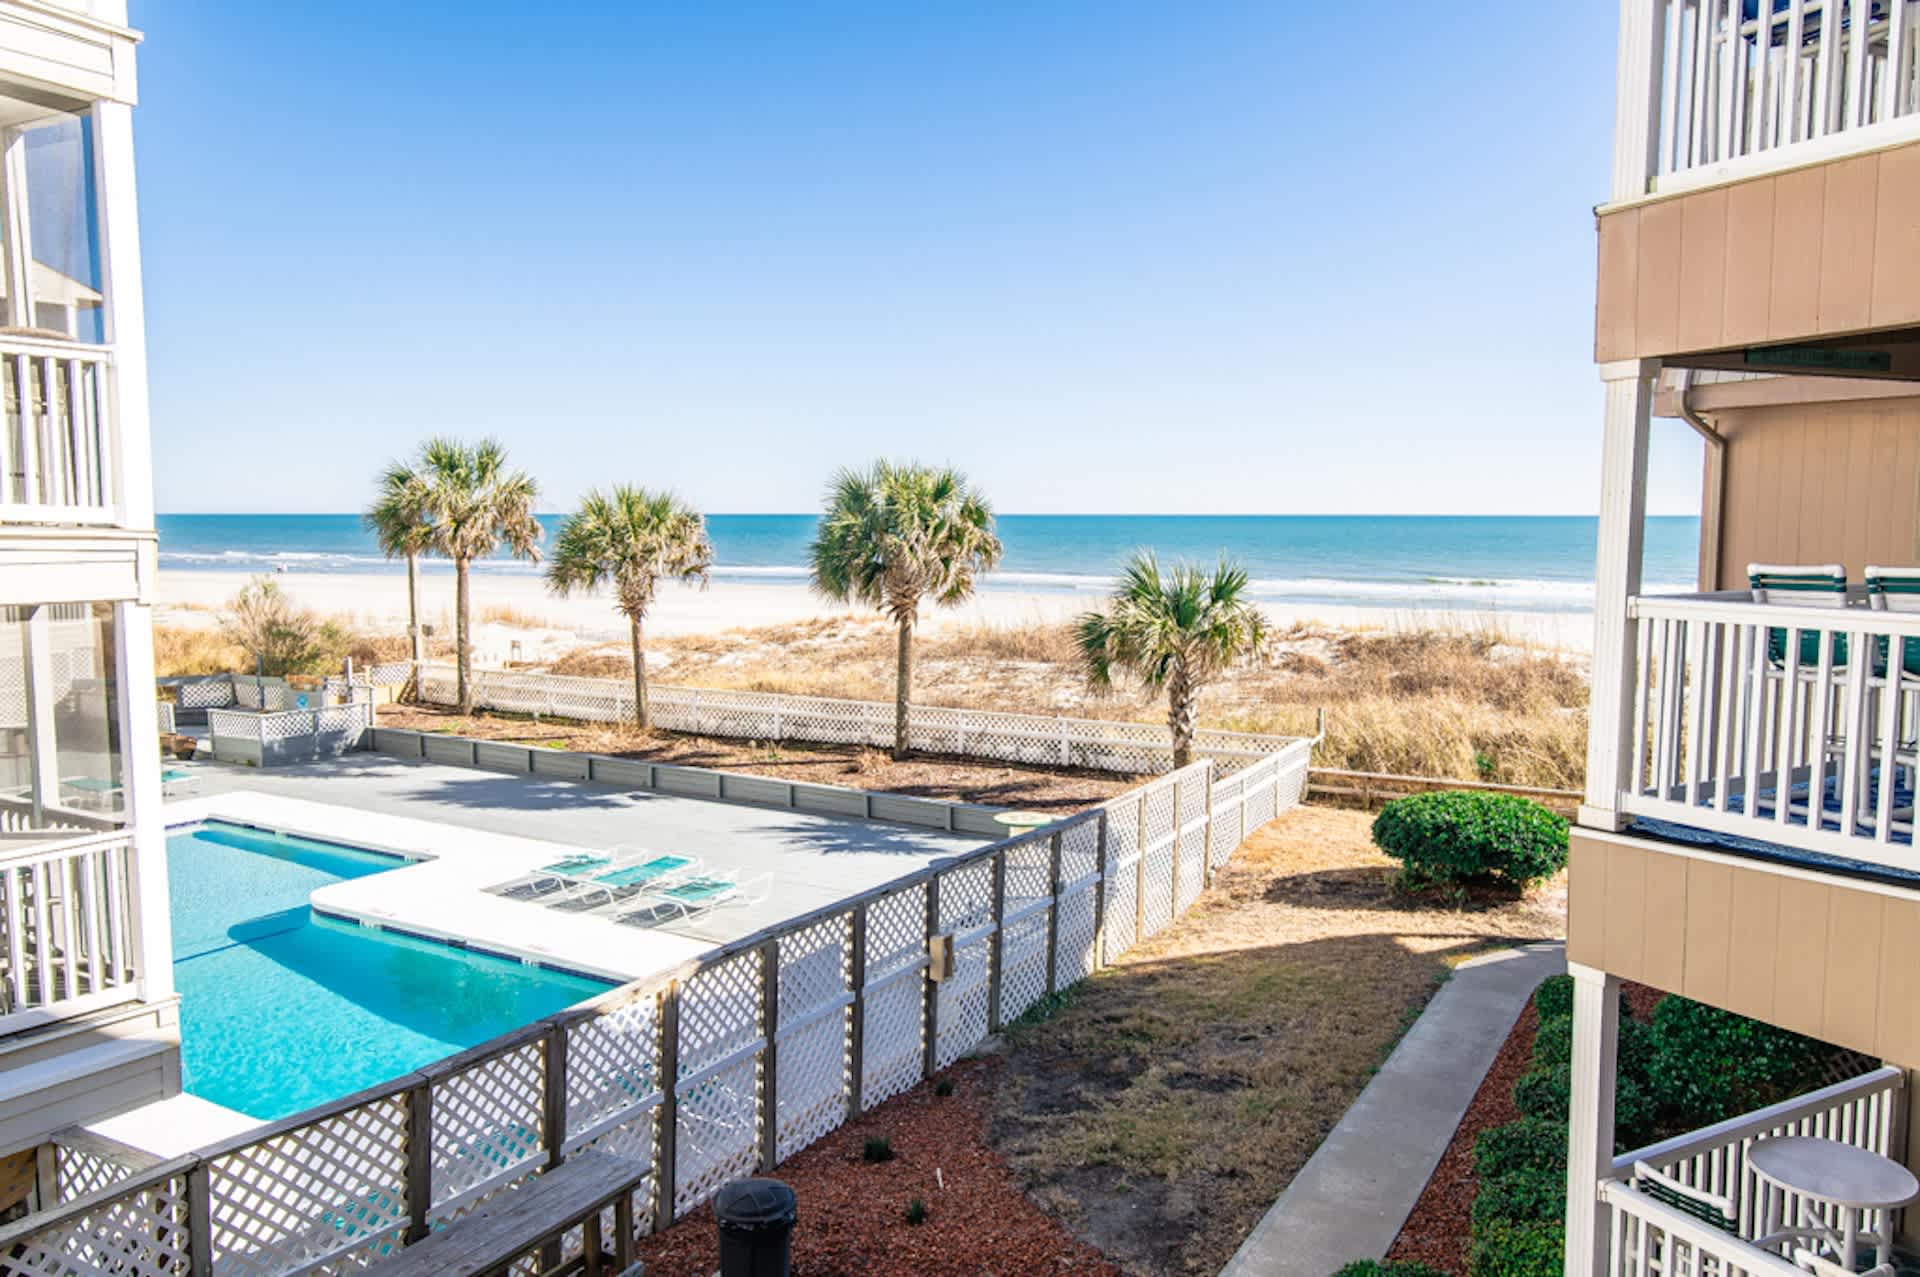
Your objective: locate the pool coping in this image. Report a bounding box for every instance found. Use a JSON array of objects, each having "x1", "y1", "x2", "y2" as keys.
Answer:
[{"x1": 164, "y1": 791, "x2": 712, "y2": 986}]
